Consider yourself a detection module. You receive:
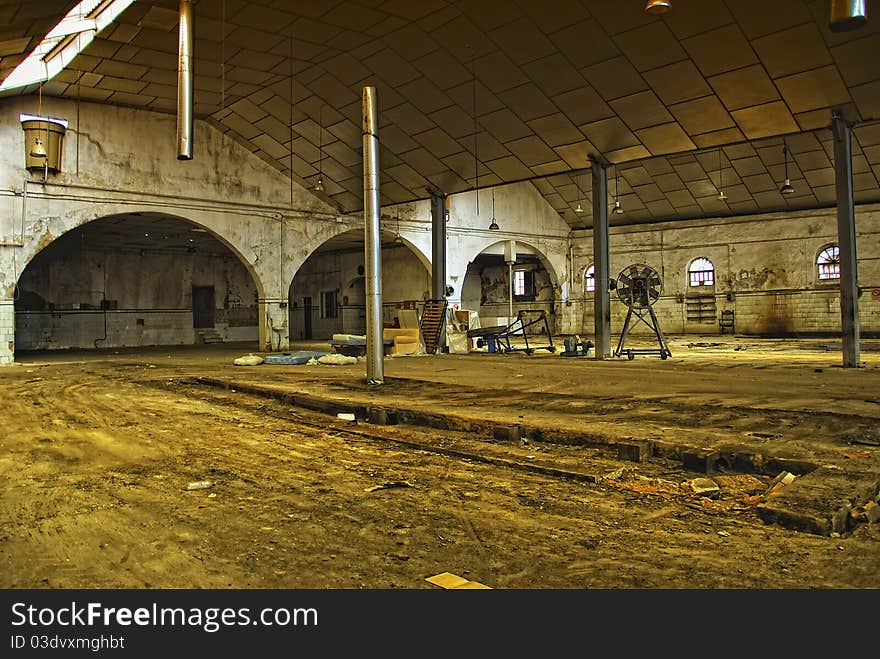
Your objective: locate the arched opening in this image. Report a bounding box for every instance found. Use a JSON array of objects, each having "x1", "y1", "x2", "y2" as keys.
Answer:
[
  {"x1": 685, "y1": 257, "x2": 717, "y2": 327},
  {"x1": 288, "y1": 229, "x2": 430, "y2": 342},
  {"x1": 14, "y1": 212, "x2": 261, "y2": 353},
  {"x1": 816, "y1": 244, "x2": 840, "y2": 282},
  {"x1": 583, "y1": 264, "x2": 595, "y2": 294},
  {"x1": 688, "y1": 257, "x2": 716, "y2": 288},
  {"x1": 461, "y1": 240, "x2": 558, "y2": 335}
]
